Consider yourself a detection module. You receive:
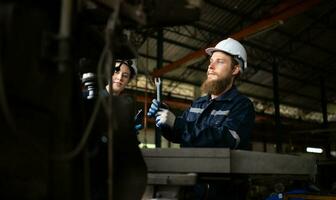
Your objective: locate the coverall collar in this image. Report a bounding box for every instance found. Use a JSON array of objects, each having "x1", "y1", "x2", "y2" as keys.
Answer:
[{"x1": 209, "y1": 85, "x2": 239, "y2": 102}]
